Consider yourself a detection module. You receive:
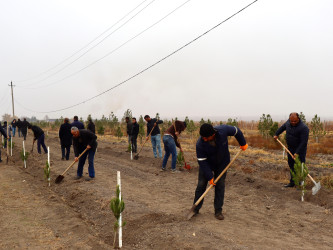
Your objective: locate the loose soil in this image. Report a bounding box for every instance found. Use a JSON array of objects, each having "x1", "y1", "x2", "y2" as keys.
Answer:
[{"x1": 0, "y1": 133, "x2": 332, "y2": 249}]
